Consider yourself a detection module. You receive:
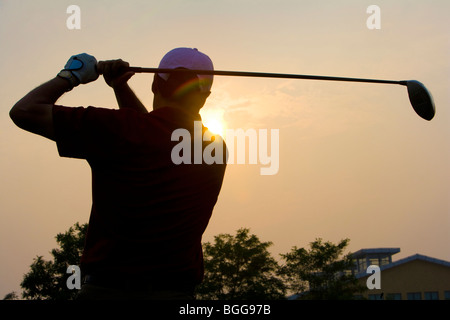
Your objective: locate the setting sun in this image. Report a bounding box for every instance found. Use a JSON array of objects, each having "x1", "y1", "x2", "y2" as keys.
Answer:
[
  {"x1": 205, "y1": 118, "x2": 225, "y2": 136},
  {"x1": 201, "y1": 108, "x2": 226, "y2": 137}
]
